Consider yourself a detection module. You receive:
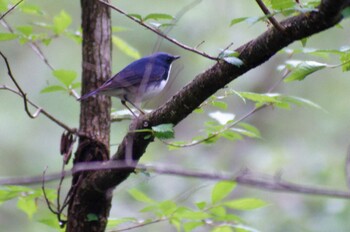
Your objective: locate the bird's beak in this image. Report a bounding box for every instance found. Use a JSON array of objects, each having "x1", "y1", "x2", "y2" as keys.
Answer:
[{"x1": 174, "y1": 55, "x2": 180, "y2": 60}]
